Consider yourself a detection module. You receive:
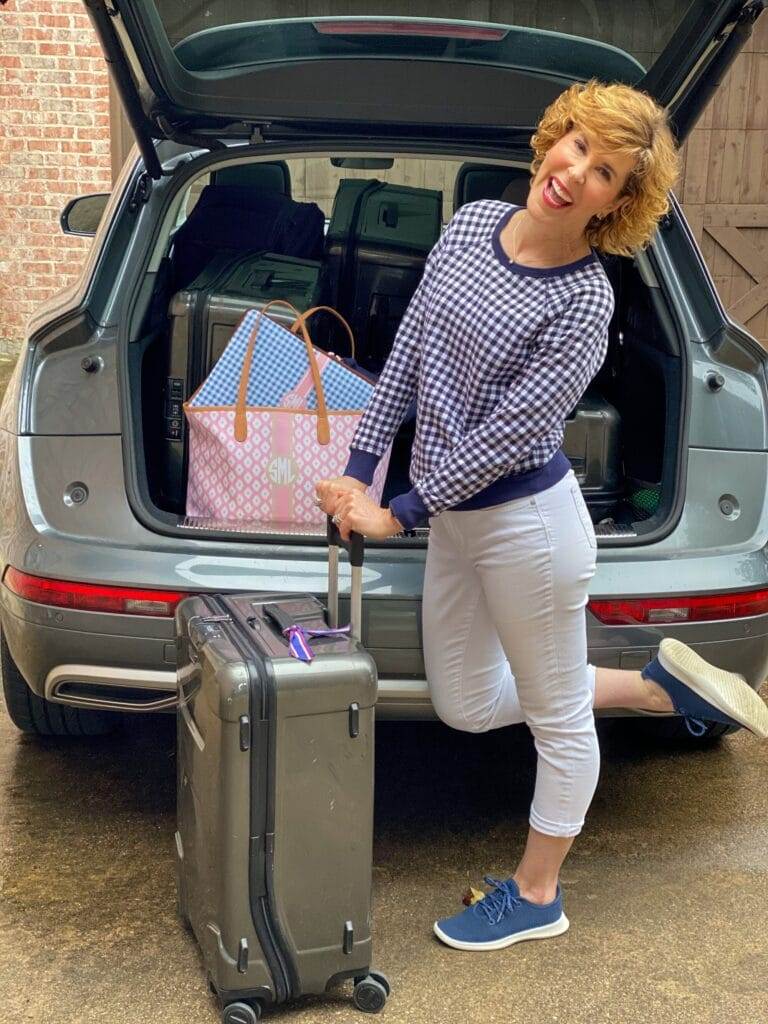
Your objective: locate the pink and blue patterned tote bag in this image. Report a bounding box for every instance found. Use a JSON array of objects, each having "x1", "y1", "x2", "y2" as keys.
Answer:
[{"x1": 184, "y1": 300, "x2": 391, "y2": 525}]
